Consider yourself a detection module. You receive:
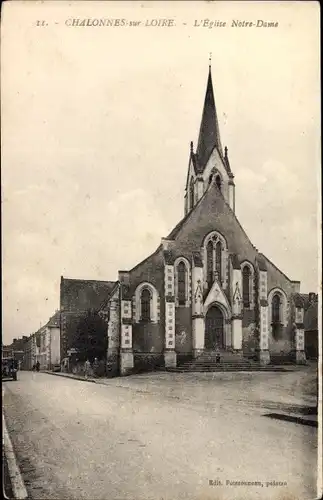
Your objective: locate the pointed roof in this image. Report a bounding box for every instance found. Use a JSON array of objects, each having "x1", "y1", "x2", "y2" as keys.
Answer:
[
  {"x1": 196, "y1": 66, "x2": 223, "y2": 171},
  {"x1": 46, "y1": 310, "x2": 61, "y2": 328}
]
